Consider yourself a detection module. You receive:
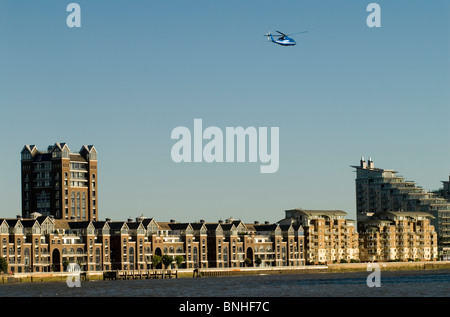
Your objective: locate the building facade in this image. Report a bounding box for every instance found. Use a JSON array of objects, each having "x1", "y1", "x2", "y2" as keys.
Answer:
[
  {"x1": 0, "y1": 214, "x2": 305, "y2": 274},
  {"x1": 280, "y1": 209, "x2": 359, "y2": 264},
  {"x1": 352, "y1": 157, "x2": 450, "y2": 260},
  {"x1": 358, "y1": 212, "x2": 438, "y2": 262},
  {"x1": 21, "y1": 143, "x2": 98, "y2": 221},
  {"x1": 436, "y1": 175, "x2": 450, "y2": 201}
]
